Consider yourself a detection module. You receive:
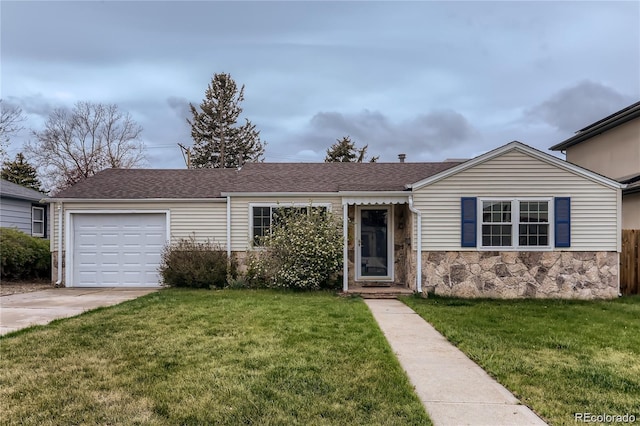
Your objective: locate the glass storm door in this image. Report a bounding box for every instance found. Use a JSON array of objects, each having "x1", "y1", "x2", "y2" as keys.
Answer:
[{"x1": 358, "y1": 207, "x2": 392, "y2": 279}]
